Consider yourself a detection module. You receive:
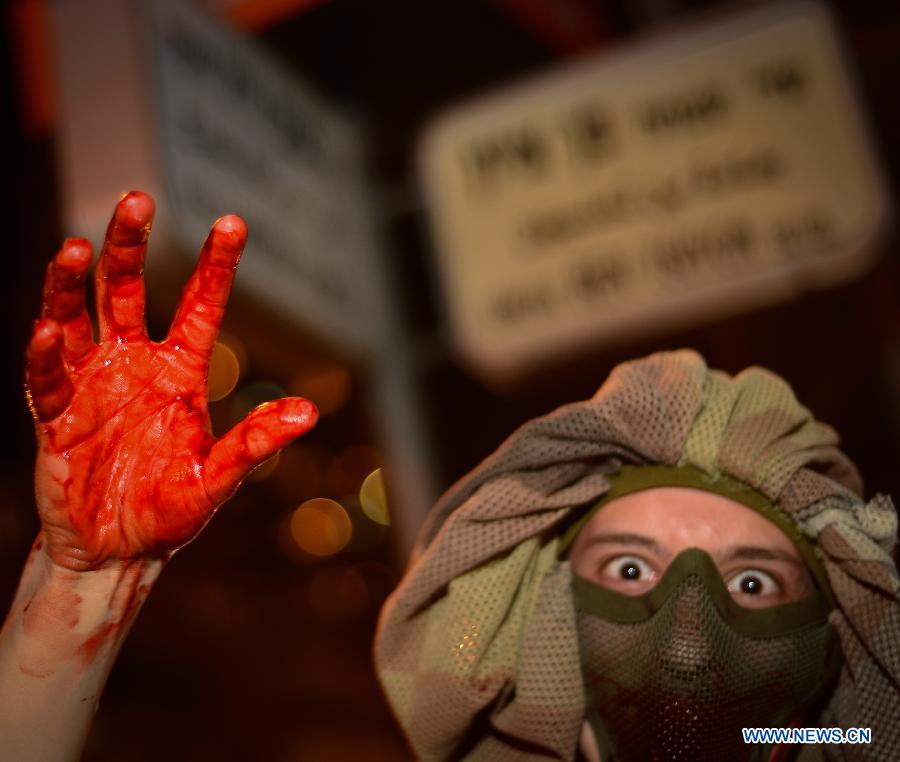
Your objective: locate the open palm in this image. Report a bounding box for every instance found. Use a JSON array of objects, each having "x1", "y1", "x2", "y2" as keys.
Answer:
[{"x1": 26, "y1": 192, "x2": 317, "y2": 571}]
